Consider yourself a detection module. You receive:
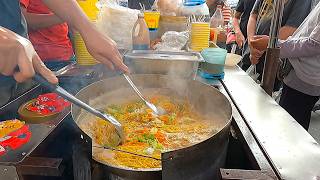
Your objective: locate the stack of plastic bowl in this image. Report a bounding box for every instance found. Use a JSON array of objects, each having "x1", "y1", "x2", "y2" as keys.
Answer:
[
  {"x1": 76, "y1": 0, "x2": 99, "y2": 66},
  {"x1": 190, "y1": 22, "x2": 210, "y2": 52},
  {"x1": 199, "y1": 47, "x2": 228, "y2": 79},
  {"x1": 74, "y1": 32, "x2": 98, "y2": 66}
]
